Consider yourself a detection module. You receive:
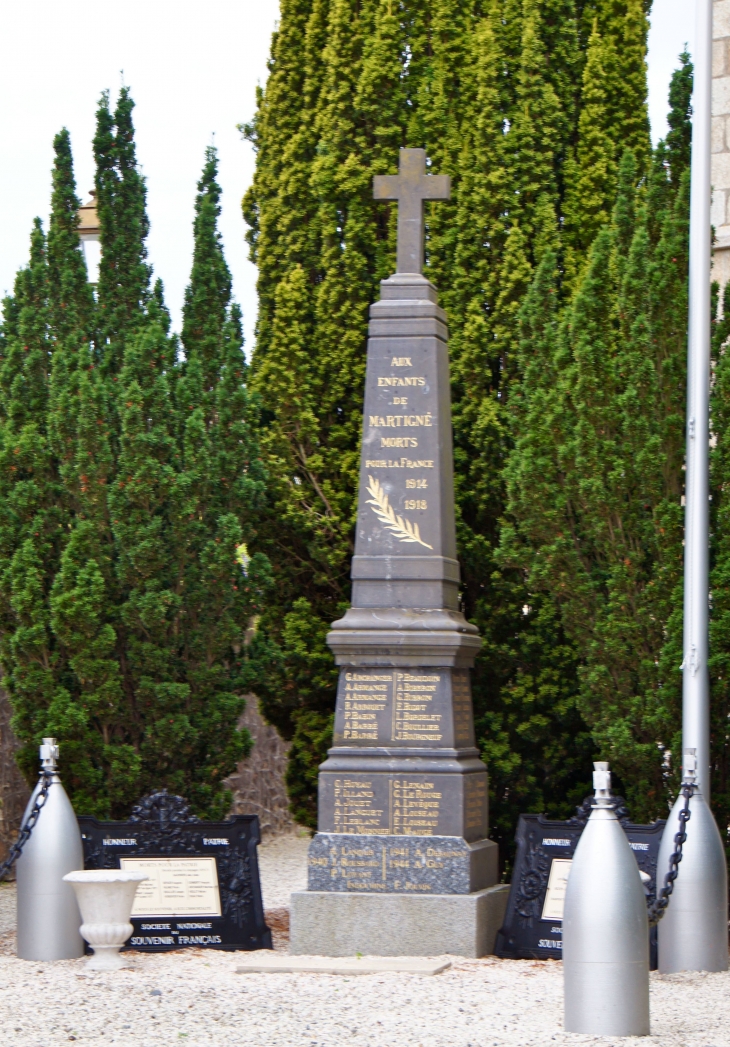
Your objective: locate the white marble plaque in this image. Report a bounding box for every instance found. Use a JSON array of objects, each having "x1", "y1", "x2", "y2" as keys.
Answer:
[
  {"x1": 541, "y1": 858, "x2": 572, "y2": 920},
  {"x1": 120, "y1": 856, "x2": 222, "y2": 917}
]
